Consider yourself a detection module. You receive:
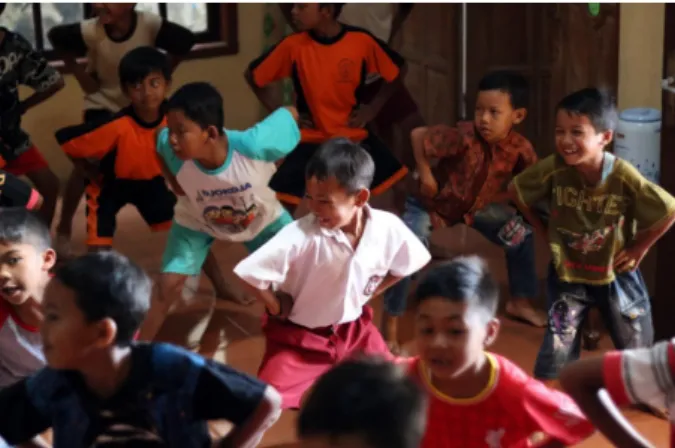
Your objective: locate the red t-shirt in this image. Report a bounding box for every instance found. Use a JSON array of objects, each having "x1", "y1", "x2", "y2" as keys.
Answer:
[
  {"x1": 406, "y1": 353, "x2": 594, "y2": 447},
  {"x1": 603, "y1": 339, "x2": 675, "y2": 448}
]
